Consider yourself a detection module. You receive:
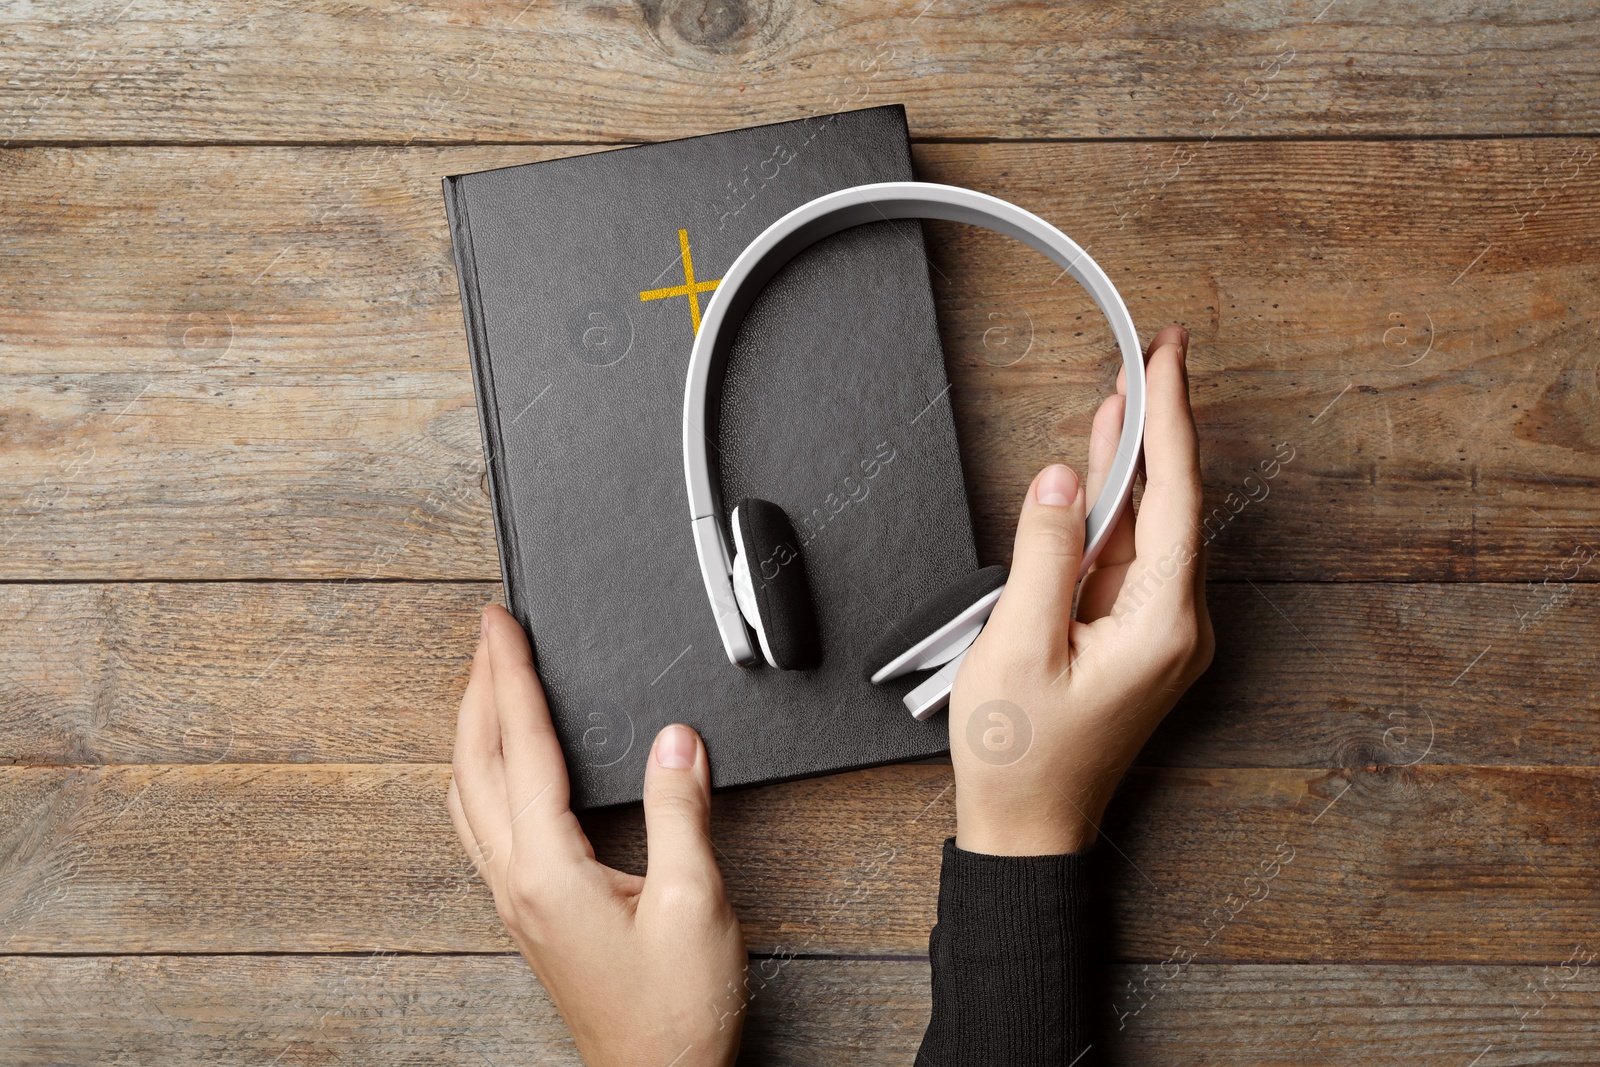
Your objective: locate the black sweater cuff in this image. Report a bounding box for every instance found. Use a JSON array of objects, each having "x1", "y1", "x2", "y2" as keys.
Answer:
[{"x1": 915, "y1": 837, "x2": 1097, "y2": 1067}]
